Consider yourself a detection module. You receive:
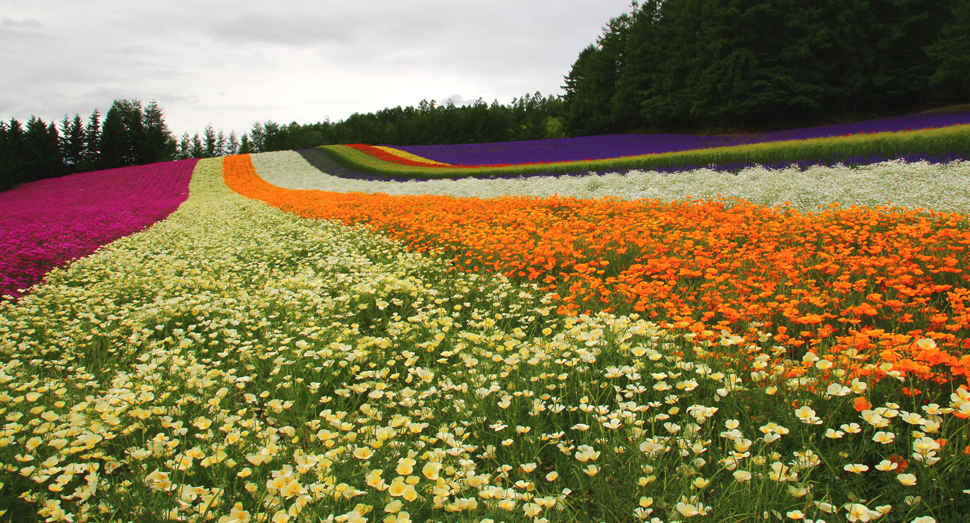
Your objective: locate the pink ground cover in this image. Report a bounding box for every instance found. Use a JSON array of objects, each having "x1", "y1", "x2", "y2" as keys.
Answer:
[{"x1": 0, "y1": 159, "x2": 197, "y2": 300}]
